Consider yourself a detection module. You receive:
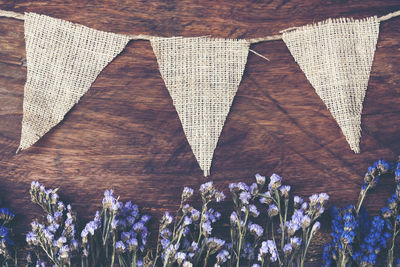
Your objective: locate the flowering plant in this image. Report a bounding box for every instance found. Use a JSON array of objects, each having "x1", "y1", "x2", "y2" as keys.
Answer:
[
  {"x1": 24, "y1": 173, "x2": 327, "y2": 267},
  {"x1": 150, "y1": 182, "x2": 226, "y2": 267},
  {"x1": 0, "y1": 198, "x2": 15, "y2": 267},
  {"x1": 26, "y1": 182, "x2": 150, "y2": 267},
  {"x1": 228, "y1": 173, "x2": 328, "y2": 267},
  {"x1": 322, "y1": 159, "x2": 400, "y2": 267}
]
